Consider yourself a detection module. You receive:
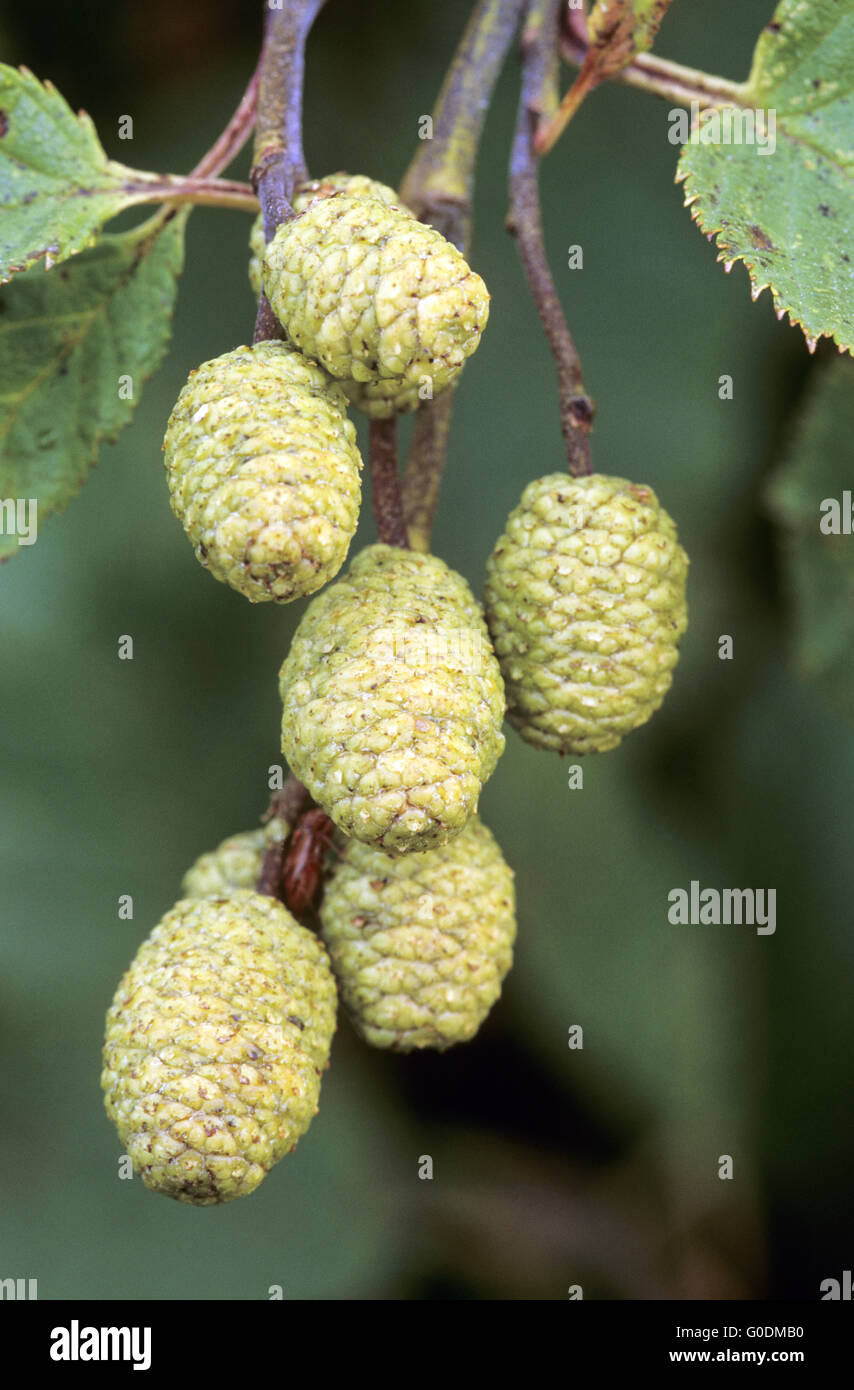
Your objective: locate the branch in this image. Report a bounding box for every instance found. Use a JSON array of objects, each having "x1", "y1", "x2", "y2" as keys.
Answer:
[
  {"x1": 253, "y1": 0, "x2": 325, "y2": 209},
  {"x1": 402, "y1": 392, "x2": 455, "y2": 553},
  {"x1": 252, "y1": 0, "x2": 327, "y2": 342},
  {"x1": 256, "y1": 774, "x2": 311, "y2": 898},
  {"x1": 120, "y1": 65, "x2": 261, "y2": 213},
  {"x1": 400, "y1": 0, "x2": 526, "y2": 248},
  {"x1": 559, "y1": 15, "x2": 743, "y2": 110},
  {"x1": 253, "y1": 293, "x2": 284, "y2": 345},
  {"x1": 101, "y1": 67, "x2": 261, "y2": 211},
  {"x1": 508, "y1": 0, "x2": 593, "y2": 478},
  {"x1": 400, "y1": 0, "x2": 523, "y2": 549},
  {"x1": 190, "y1": 64, "x2": 261, "y2": 179},
  {"x1": 370, "y1": 419, "x2": 409, "y2": 549},
  {"x1": 257, "y1": 839, "x2": 286, "y2": 899},
  {"x1": 265, "y1": 776, "x2": 312, "y2": 827},
  {"x1": 118, "y1": 172, "x2": 257, "y2": 210}
]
